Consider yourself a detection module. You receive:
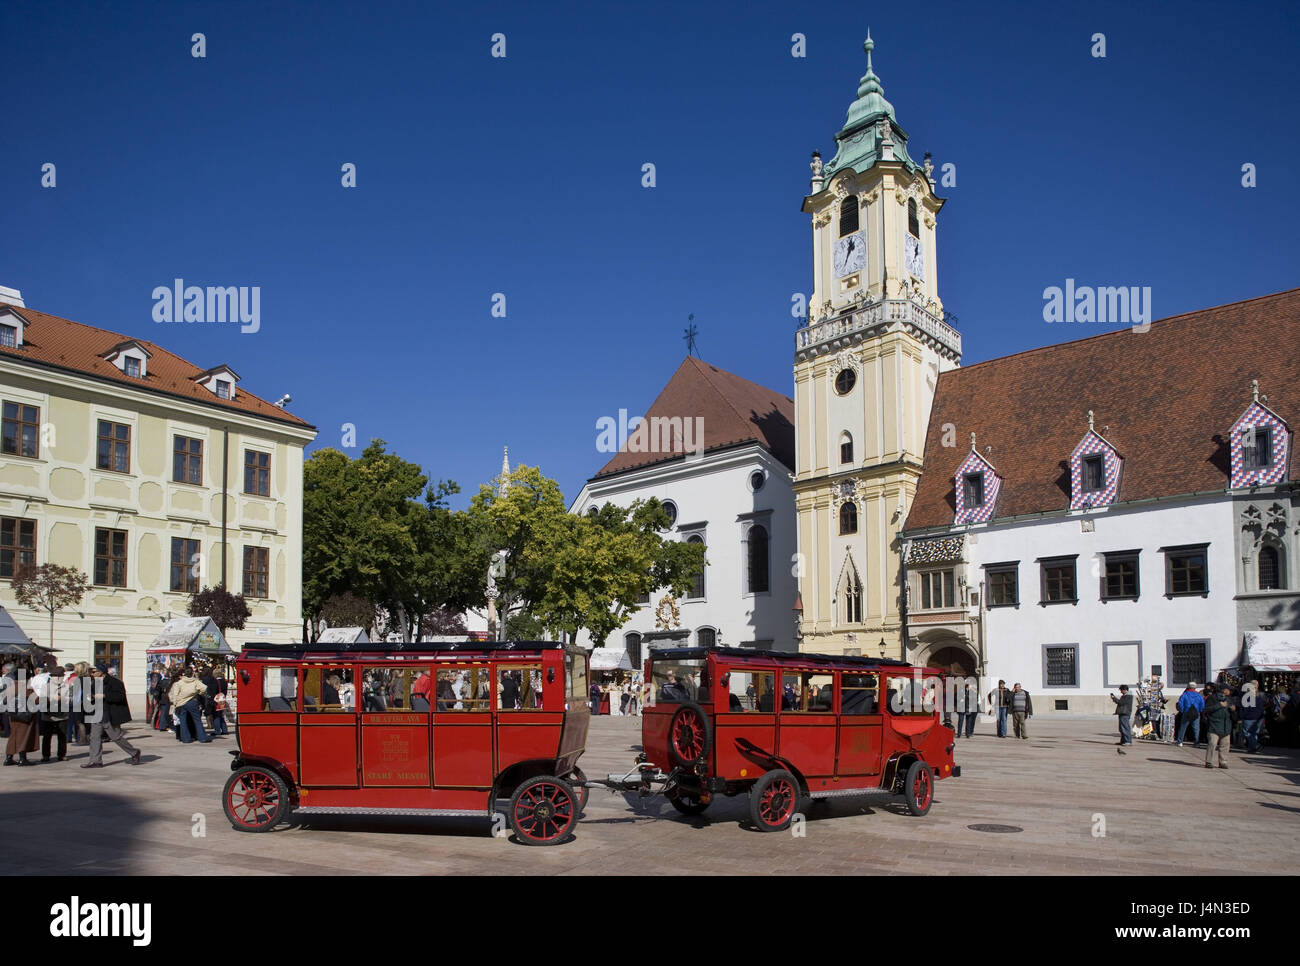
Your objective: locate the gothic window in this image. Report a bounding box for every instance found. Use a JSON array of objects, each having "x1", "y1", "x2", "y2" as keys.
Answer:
[
  {"x1": 840, "y1": 431, "x2": 854, "y2": 464},
  {"x1": 834, "y1": 368, "x2": 856, "y2": 395},
  {"x1": 746, "y1": 524, "x2": 769, "y2": 594},
  {"x1": 839, "y1": 501, "x2": 858, "y2": 535},
  {"x1": 842, "y1": 567, "x2": 863, "y2": 624},
  {"x1": 1259, "y1": 546, "x2": 1282, "y2": 590},
  {"x1": 625, "y1": 632, "x2": 642, "y2": 668},
  {"x1": 839, "y1": 195, "x2": 859, "y2": 237},
  {"x1": 687, "y1": 534, "x2": 706, "y2": 599},
  {"x1": 907, "y1": 198, "x2": 920, "y2": 238}
]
